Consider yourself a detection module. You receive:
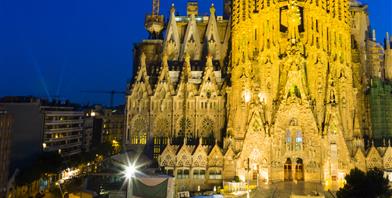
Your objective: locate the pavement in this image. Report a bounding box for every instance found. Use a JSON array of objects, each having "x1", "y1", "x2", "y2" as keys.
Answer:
[{"x1": 235, "y1": 182, "x2": 336, "y2": 198}]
